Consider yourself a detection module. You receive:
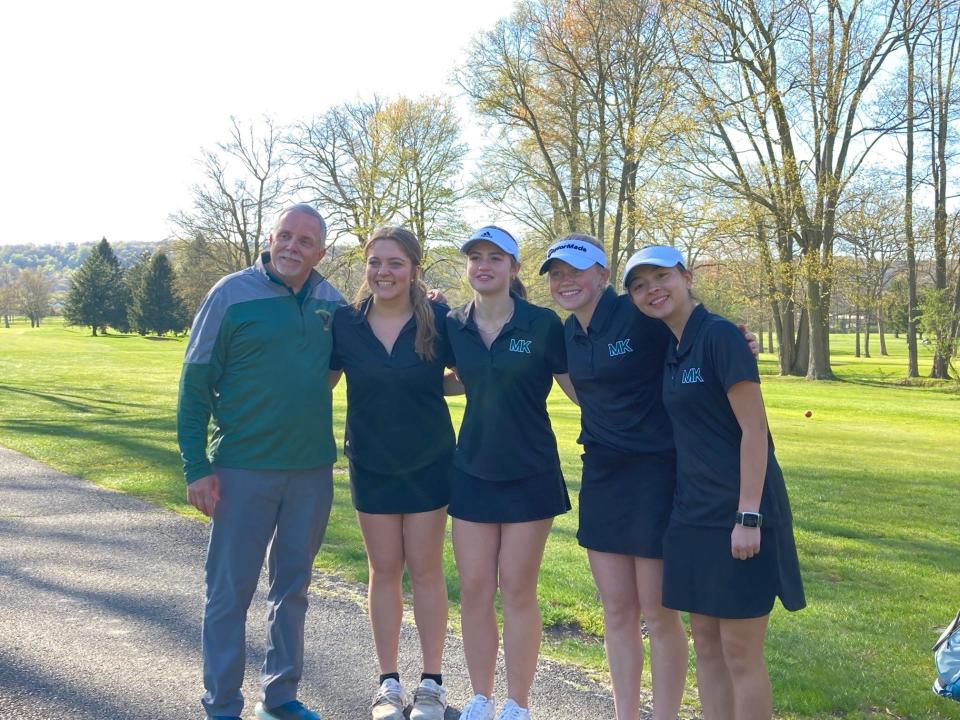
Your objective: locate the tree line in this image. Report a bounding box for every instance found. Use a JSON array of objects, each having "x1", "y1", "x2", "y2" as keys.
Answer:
[
  {"x1": 60, "y1": 238, "x2": 189, "y2": 336},
  {"x1": 2, "y1": 0, "x2": 958, "y2": 379}
]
